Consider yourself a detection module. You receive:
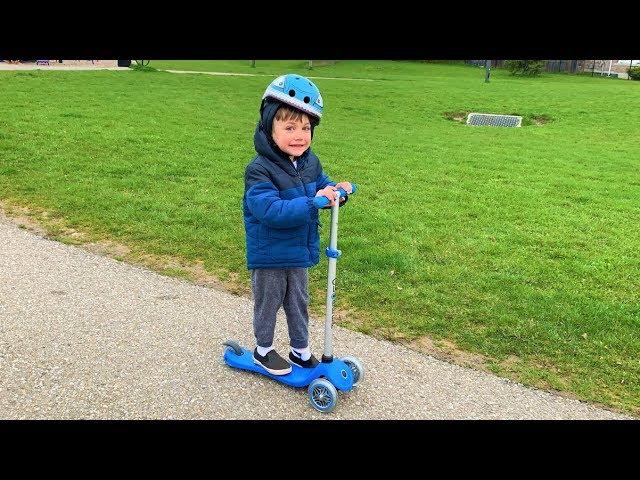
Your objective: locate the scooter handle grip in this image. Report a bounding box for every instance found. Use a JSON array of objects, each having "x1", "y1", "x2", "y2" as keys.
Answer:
[{"x1": 313, "y1": 183, "x2": 357, "y2": 209}]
